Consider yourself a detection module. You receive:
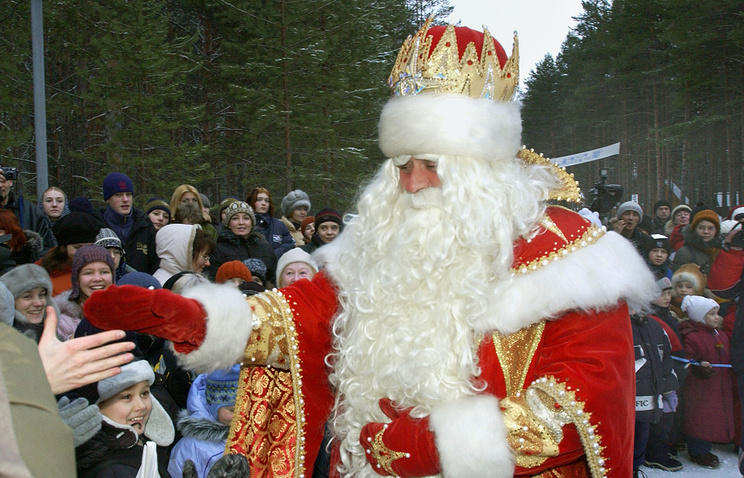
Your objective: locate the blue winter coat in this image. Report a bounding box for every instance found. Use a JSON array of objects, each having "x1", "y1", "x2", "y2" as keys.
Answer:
[{"x1": 254, "y1": 213, "x2": 295, "y2": 259}]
